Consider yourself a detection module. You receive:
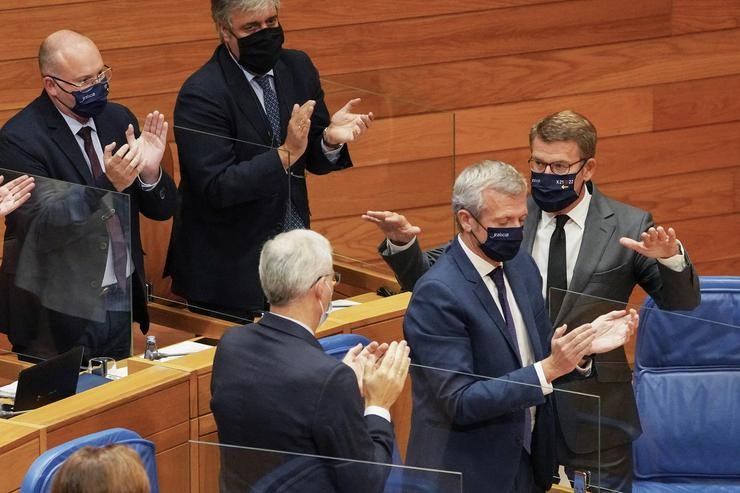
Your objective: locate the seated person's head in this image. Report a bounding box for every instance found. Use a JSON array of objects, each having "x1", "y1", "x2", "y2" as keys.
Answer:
[{"x1": 50, "y1": 444, "x2": 150, "y2": 493}]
